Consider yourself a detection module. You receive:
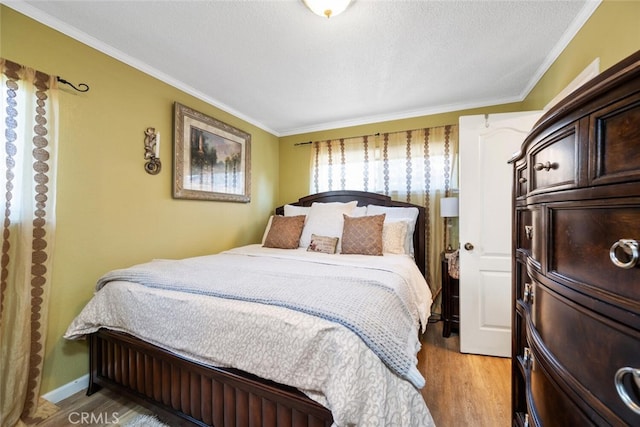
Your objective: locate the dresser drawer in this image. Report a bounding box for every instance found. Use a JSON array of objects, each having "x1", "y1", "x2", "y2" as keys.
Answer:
[
  {"x1": 528, "y1": 122, "x2": 581, "y2": 195},
  {"x1": 515, "y1": 208, "x2": 532, "y2": 254},
  {"x1": 530, "y1": 207, "x2": 543, "y2": 266},
  {"x1": 528, "y1": 357, "x2": 597, "y2": 426},
  {"x1": 589, "y1": 92, "x2": 640, "y2": 186},
  {"x1": 532, "y1": 283, "x2": 640, "y2": 424},
  {"x1": 549, "y1": 203, "x2": 640, "y2": 313},
  {"x1": 514, "y1": 159, "x2": 528, "y2": 199},
  {"x1": 515, "y1": 207, "x2": 544, "y2": 265},
  {"x1": 515, "y1": 260, "x2": 531, "y2": 303}
]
